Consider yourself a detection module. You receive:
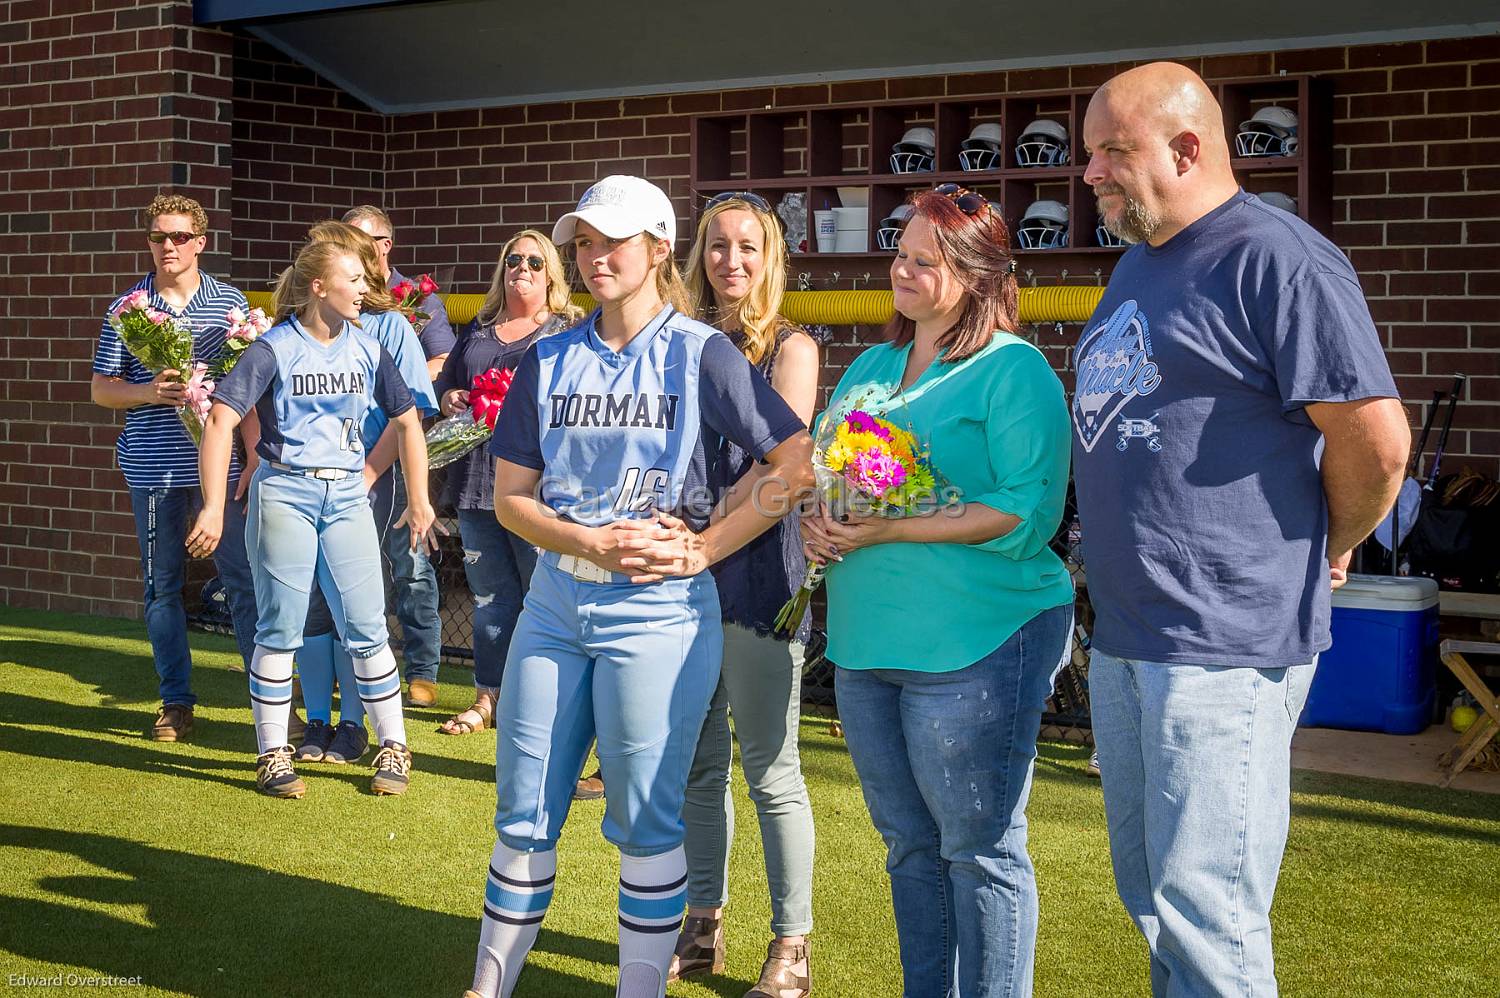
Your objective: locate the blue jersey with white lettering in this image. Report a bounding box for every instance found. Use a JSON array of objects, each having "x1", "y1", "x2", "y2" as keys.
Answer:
[
  {"x1": 356, "y1": 309, "x2": 438, "y2": 450},
  {"x1": 491, "y1": 305, "x2": 802, "y2": 531},
  {"x1": 212, "y1": 314, "x2": 414, "y2": 472}
]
